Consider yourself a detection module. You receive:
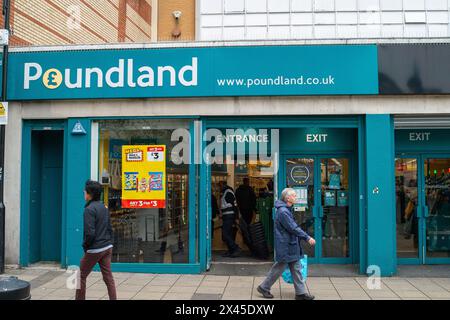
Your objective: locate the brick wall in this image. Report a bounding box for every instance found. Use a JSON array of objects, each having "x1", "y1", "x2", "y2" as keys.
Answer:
[
  {"x1": 5, "y1": 0, "x2": 152, "y2": 46},
  {"x1": 158, "y1": 0, "x2": 195, "y2": 41}
]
